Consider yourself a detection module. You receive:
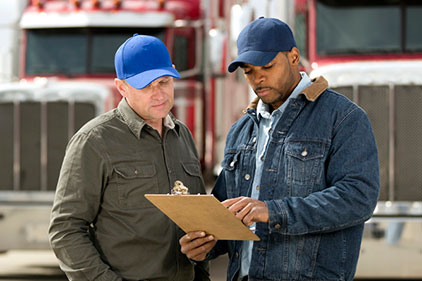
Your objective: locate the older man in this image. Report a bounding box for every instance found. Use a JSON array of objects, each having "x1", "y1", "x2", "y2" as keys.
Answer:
[{"x1": 49, "y1": 34, "x2": 209, "y2": 281}]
